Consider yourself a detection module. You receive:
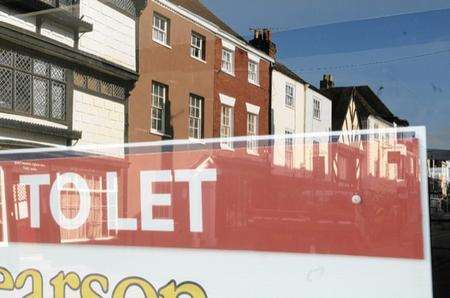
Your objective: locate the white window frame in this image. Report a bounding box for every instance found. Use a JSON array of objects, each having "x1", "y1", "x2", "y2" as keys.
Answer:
[
  {"x1": 313, "y1": 98, "x2": 321, "y2": 120},
  {"x1": 248, "y1": 60, "x2": 259, "y2": 85},
  {"x1": 191, "y1": 32, "x2": 205, "y2": 61},
  {"x1": 153, "y1": 13, "x2": 170, "y2": 46},
  {"x1": 285, "y1": 83, "x2": 295, "y2": 108},
  {"x1": 247, "y1": 112, "x2": 258, "y2": 154},
  {"x1": 220, "y1": 104, "x2": 234, "y2": 149},
  {"x1": 151, "y1": 82, "x2": 166, "y2": 134},
  {"x1": 373, "y1": 123, "x2": 379, "y2": 140},
  {"x1": 189, "y1": 94, "x2": 203, "y2": 139},
  {"x1": 221, "y1": 48, "x2": 234, "y2": 75},
  {"x1": 285, "y1": 129, "x2": 294, "y2": 168}
]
